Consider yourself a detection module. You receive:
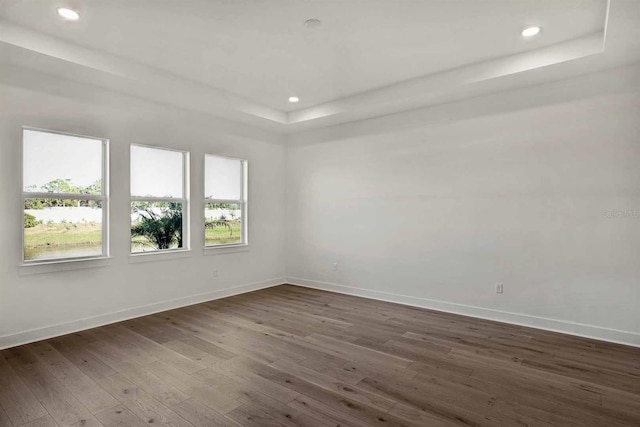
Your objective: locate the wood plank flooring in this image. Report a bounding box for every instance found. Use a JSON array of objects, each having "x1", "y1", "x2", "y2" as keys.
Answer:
[{"x1": 1, "y1": 284, "x2": 639, "y2": 426}]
